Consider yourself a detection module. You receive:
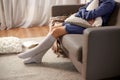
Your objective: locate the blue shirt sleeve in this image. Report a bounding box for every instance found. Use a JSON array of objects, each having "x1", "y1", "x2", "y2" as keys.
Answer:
[
  {"x1": 75, "y1": 2, "x2": 90, "y2": 18},
  {"x1": 75, "y1": 0, "x2": 115, "y2": 20}
]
